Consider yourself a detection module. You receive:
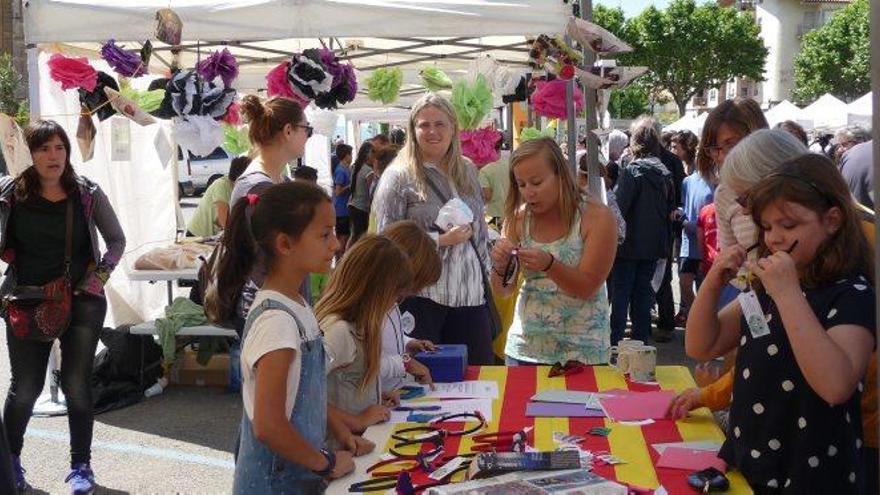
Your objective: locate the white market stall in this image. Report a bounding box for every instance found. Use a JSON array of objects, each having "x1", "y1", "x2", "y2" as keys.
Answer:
[
  {"x1": 23, "y1": 0, "x2": 570, "y2": 325},
  {"x1": 847, "y1": 92, "x2": 873, "y2": 128},
  {"x1": 802, "y1": 93, "x2": 849, "y2": 130},
  {"x1": 763, "y1": 99, "x2": 814, "y2": 130}
]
